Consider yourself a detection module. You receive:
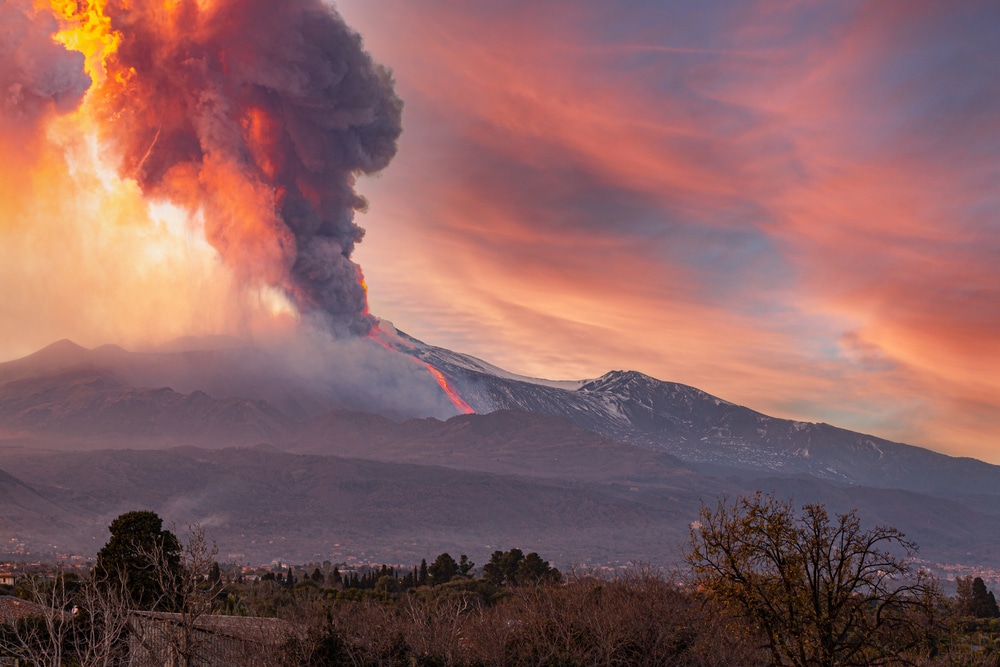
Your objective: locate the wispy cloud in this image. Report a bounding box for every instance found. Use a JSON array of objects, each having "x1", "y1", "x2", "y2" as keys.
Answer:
[{"x1": 341, "y1": 0, "x2": 1000, "y2": 460}]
